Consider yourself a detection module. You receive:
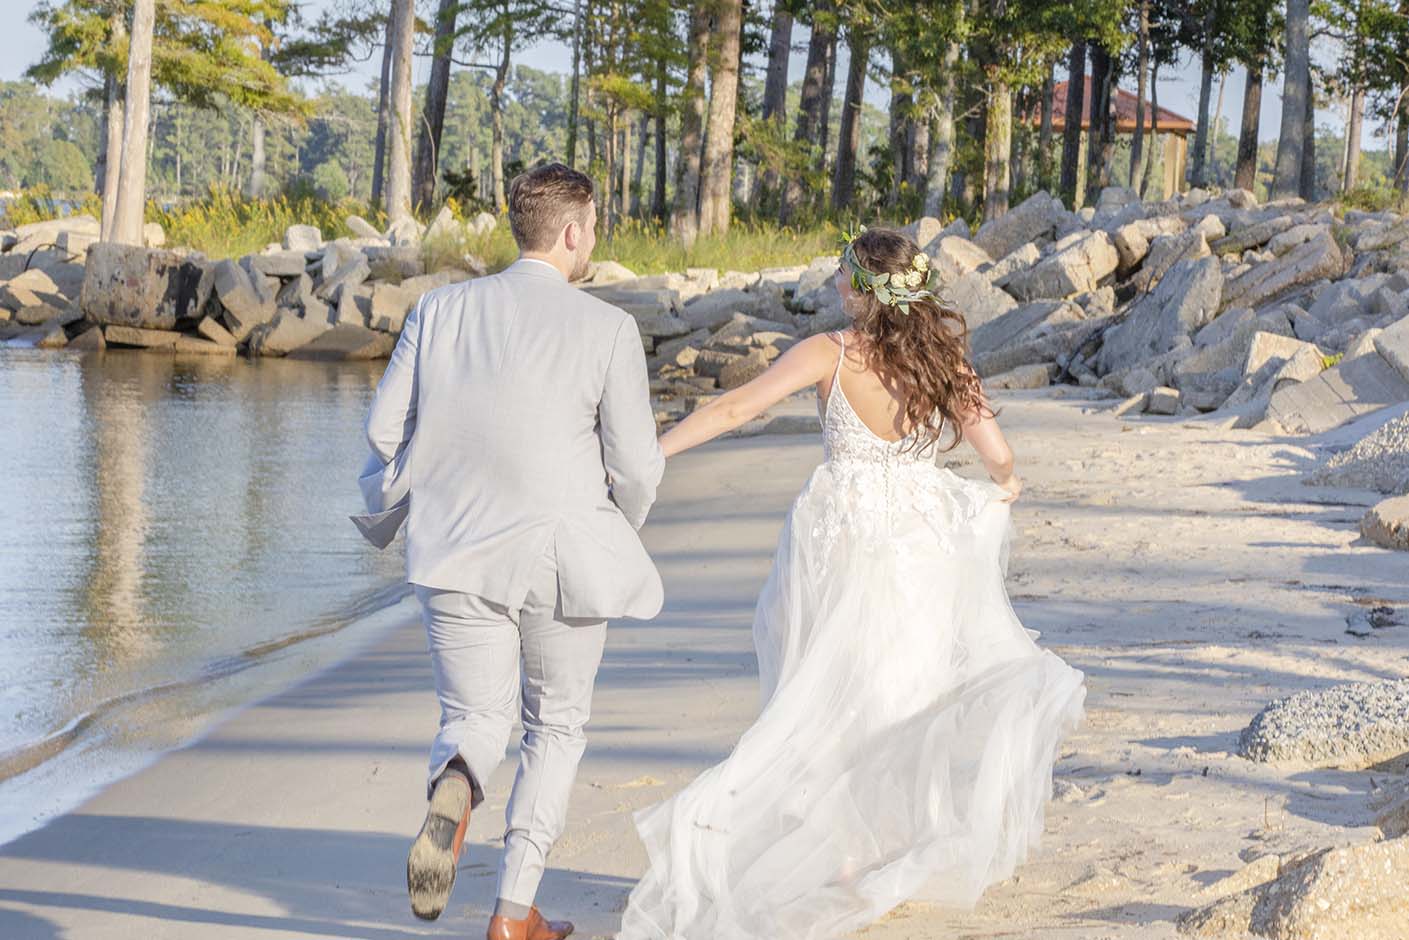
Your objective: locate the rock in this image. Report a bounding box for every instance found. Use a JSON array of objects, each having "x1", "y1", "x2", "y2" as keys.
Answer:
[
  {"x1": 981, "y1": 243, "x2": 1041, "y2": 283},
  {"x1": 1239, "y1": 677, "x2": 1409, "y2": 765},
  {"x1": 985, "y1": 363, "x2": 1054, "y2": 389},
  {"x1": 247, "y1": 310, "x2": 332, "y2": 357},
  {"x1": 9, "y1": 215, "x2": 100, "y2": 254},
  {"x1": 195, "y1": 316, "x2": 237, "y2": 347},
  {"x1": 681, "y1": 288, "x2": 785, "y2": 331},
  {"x1": 1075, "y1": 286, "x2": 1115, "y2": 318},
  {"x1": 384, "y1": 216, "x2": 423, "y2": 246},
  {"x1": 587, "y1": 260, "x2": 636, "y2": 284},
  {"x1": 1357, "y1": 216, "x2": 1409, "y2": 251},
  {"x1": 80, "y1": 243, "x2": 204, "y2": 330},
  {"x1": 284, "y1": 224, "x2": 322, "y2": 251},
  {"x1": 930, "y1": 236, "x2": 993, "y2": 282},
  {"x1": 345, "y1": 215, "x2": 382, "y2": 241},
  {"x1": 969, "y1": 300, "x2": 1084, "y2": 356},
  {"x1": 718, "y1": 349, "x2": 770, "y2": 389},
  {"x1": 1308, "y1": 409, "x2": 1409, "y2": 494},
  {"x1": 1001, "y1": 230, "x2": 1118, "y2": 302},
  {"x1": 1111, "y1": 392, "x2": 1149, "y2": 416},
  {"x1": 1193, "y1": 213, "x2": 1227, "y2": 241},
  {"x1": 1211, "y1": 215, "x2": 1296, "y2": 255},
  {"x1": 1147, "y1": 386, "x2": 1181, "y2": 414},
  {"x1": 5, "y1": 318, "x2": 70, "y2": 348},
  {"x1": 368, "y1": 282, "x2": 420, "y2": 332},
  {"x1": 1268, "y1": 351, "x2": 1409, "y2": 434},
  {"x1": 757, "y1": 264, "x2": 808, "y2": 290},
  {"x1": 286, "y1": 322, "x2": 395, "y2": 361},
  {"x1": 637, "y1": 314, "x2": 694, "y2": 339},
  {"x1": 172, "y1": 335, "x2": 237, "y2": 356},
  {"x1": 1374, "y1": 314, "x2": 1409, "y2": 382},
  {"x1": 213, "y1": 258, "x2": 276, "y2": 340},
  {"x1": 141, "y1": 222, "x2": 165, "y2": 248},
  {"x1": 1129, "y1": 229, "x2": 1210, "y2": 292},
  {"x1": 424, "y1": 205, "x2": 460, "y2": 242},
  {"x1": 973, "y1": 191, "x2": 1064, "y2": 260},
  {"x1": 1245, "y1": 331, "x2": 1317, "y2": 377},
  {"x1": 1177, "y1": 838, "x2": 1409, "y2": 940},
  {"x1": 693, "y1": 348, "x2": 746, "y2": 379},
  {"x1": 249, "y1": 250, "x2": 309, "y2": 278},
  {"x1": 68, "y1": 324, "x2": 105, "y2": 350},
  {"x1": 903, "y1": 216, "x2": 944, "y2": 254},
  {"x1": 655, "y1": 329, "x2": 709, "y2": 366},
  {"x1": 585, "y1": 287, "x2": 676, "y2": 322},
  {"x1": 1097, "y1": 256, "x2": 1223, "y2": 374},
  {"x1": 705, "y1": 311, "x2": 797, "y2": 350},
  {"x1": 1362, "y1": 495, "x2": 1409, "y2": 550},
  {"x1": 104, "y1": 324, "x2": 182, "y2": 348},
  {"x1": 314, "y1": 252, "x2": 370, "y2": 304},
  {"x1": 1221, "y1": 230, "x2": 1346, "y2": 312},
  {"x1": 973, "y1": 316, "x2": 1111, "y2": 378},
  {"x1": 1113, "y1": 216, "x2": 1185, "y2": 272},
  {"x1": 942, "y1": 270, "x2": 1019, "y2": 330},
  {"x1": 468, "y1": 211, "x2": 497, "y2": 236},
  {"x1": 1307, "y1": 275, "x2": 1388, "y2": 327},
  {"x1": 1268, "y1": 222, "x2": 1330, "y2": 256},
  {"x1": 719, "y1": 270, "x2": 761, "y2": 291},
  {"x1": 276, "y1": 273, "x2": 330, "y2": 324},
  {"x1": 399, "y1": 270, "x2": 463, "y2": 296},
  {"x1": 335, "y1": 283, "x2": 372, "y2": 327},
  {"x1": 55, "y1": 229, "x2": 97, "y2": 257},
  {"x1": 795, "y1": 255, "x2": 840, "y2": 299}
]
